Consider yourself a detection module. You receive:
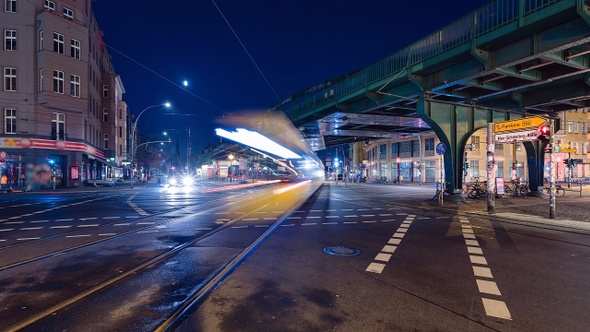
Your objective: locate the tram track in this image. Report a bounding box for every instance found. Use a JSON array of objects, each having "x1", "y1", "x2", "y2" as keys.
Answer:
[{"x1": 2, "y1": 181, "x2": 322, "y2": 331}]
